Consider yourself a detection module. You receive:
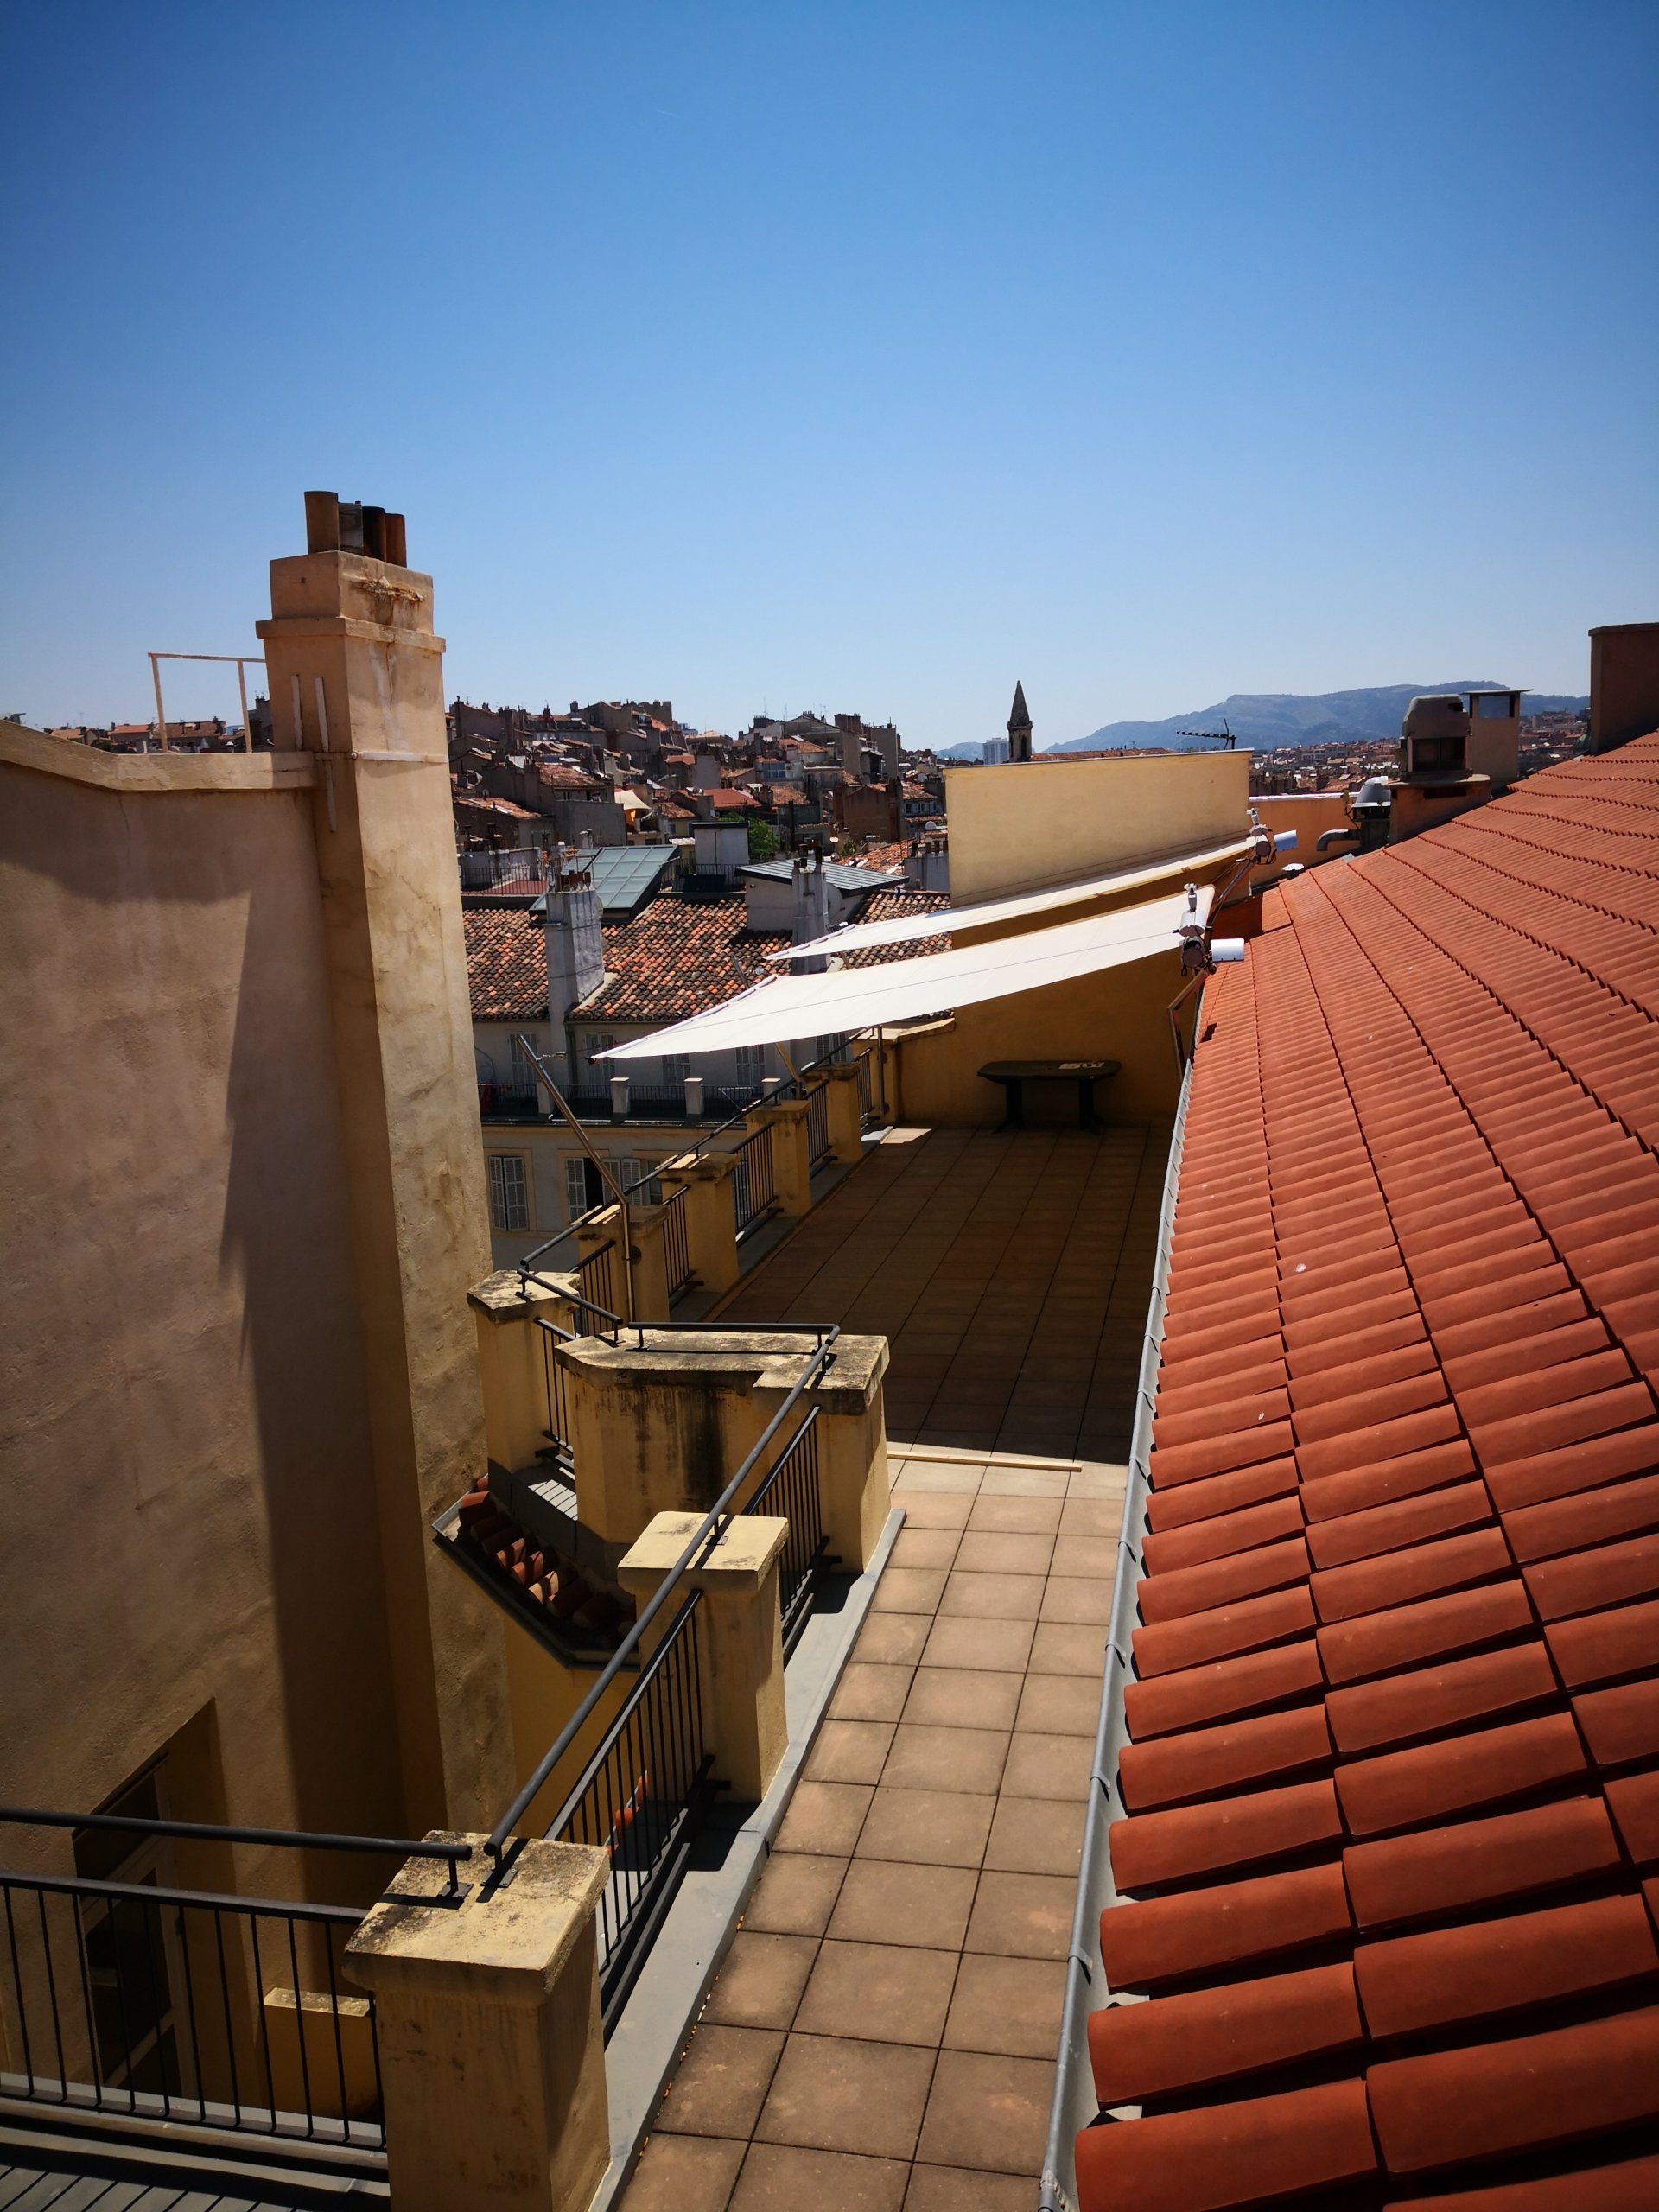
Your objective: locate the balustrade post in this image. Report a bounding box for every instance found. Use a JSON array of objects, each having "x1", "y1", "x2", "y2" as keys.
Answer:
[
  {"x1": 818, "y1": 1063, "x2": 866, "y2": 1163},
  {"x1": 345, "y1": 1833, "x2": 610, "y2": 2212},
  {"x1": 617, "y1": 1511, "x2": 790, "y2": 1803},
  {"x1": 658, "y1": 1152, "x2": 741, "y2": 1294},
  {"x1": 469, "y1": 1270, "x2": 579, "y2": 1474},
  {"x1": 743, "y1": 1098, "x2": 812, "y2": 1216}
]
